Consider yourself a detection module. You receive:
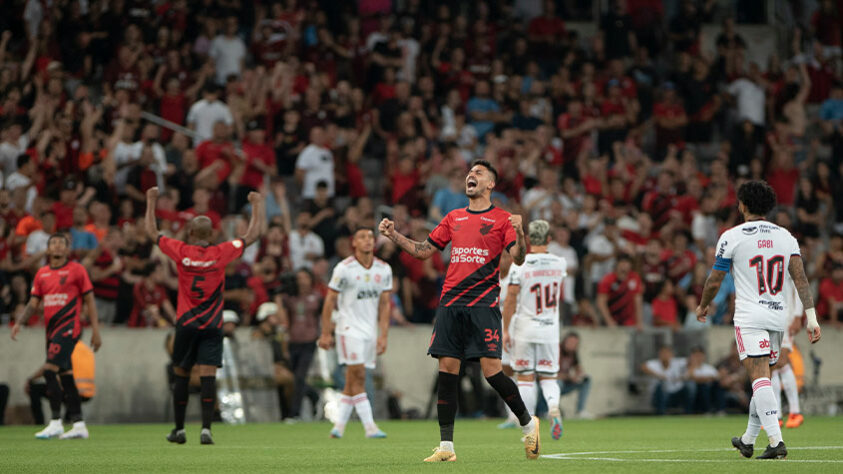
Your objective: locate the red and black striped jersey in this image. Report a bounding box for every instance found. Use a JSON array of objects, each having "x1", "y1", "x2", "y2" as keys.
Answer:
[
  {"x1": 597, "y1": 271, "x2": 643, "y2": 326},
  {"x1": 427, "y1": 206, "x2": 517, "y2": 307},
  {"x1": 158, "y1": 235, "x2": 244, "y2": 330},
  {"x1": 31, "y1": 261, "x2": 93, "y2": 340}
]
